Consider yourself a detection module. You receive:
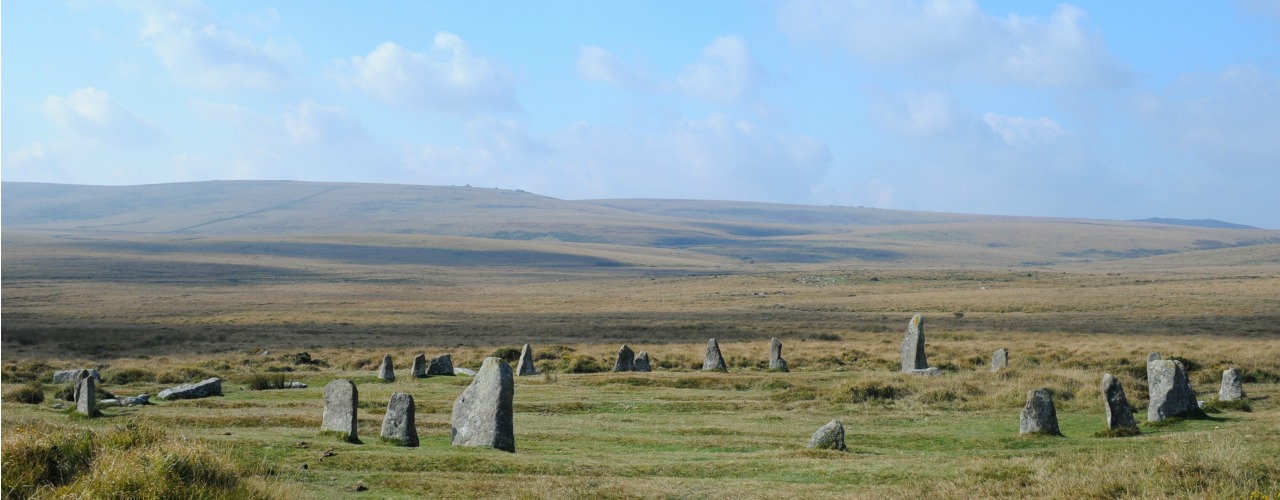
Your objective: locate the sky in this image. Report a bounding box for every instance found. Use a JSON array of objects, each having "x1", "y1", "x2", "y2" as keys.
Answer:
[{"x1": 4, "y1": 1, "x2": 1280, "y2": 228}]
